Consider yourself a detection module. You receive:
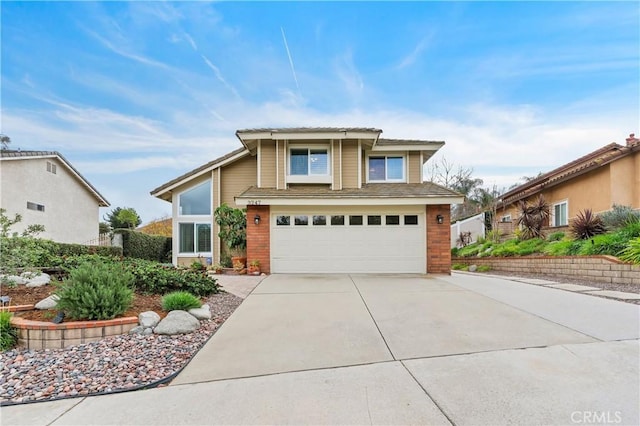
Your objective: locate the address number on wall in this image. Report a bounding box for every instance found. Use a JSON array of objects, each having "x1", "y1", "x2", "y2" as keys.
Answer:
[{"x1": 247, "y1": 200, "x2": 262, "y2": 205}]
